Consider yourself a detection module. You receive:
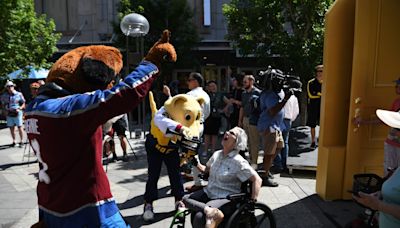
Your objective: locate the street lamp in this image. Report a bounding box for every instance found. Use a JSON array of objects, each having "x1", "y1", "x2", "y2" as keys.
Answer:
[
  {"x1": 120, "y1": 13, "x2": 149, "y2": 139},
  {"x1": 120, "y1": 13, "x2": 150, "y2": 74}
]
